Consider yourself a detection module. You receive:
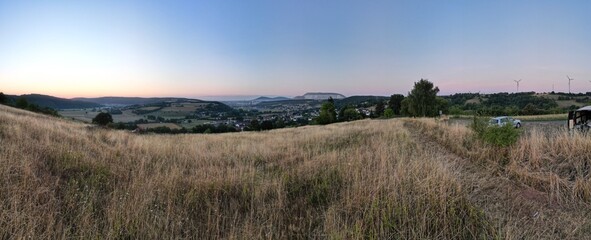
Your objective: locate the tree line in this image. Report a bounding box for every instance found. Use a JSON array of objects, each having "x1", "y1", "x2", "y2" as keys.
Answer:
[
  {"x1": 0, "y1": 93, "x2": 60, "y2": 116},
  {"x1": 314, "y1": 79, "x2": 445, "y2": 125}
]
